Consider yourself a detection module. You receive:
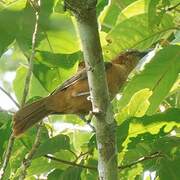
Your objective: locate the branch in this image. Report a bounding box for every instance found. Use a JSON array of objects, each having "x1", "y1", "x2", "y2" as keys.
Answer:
[
  {"x1": 166, "y1": 2, "x2": 180, "y2": 11},
  {"x1": 0, "y1": 87, "x2": 18, "y2": 179},
  {"x1": 118, "y1": 152, "x2": 163, "y2": 170},
  {"x1": 0, "y1": 134, "x2": 15, "y2": 180},
  {"x1": 0, "y1": 86, "x2": 20, "y2": 108},
  {"x1": 19, "y1": 123, "x2": 42, "y2": 179},
  {"x1": 18, "y1": 1, "x2": 41, "y2": 179},
  {"x1": 65, "y1": 0, "x2": 117, "y2": 179},
  {"x1": 21, "y1": 0, "x2": 40, "y2": 106},
  {"x1": 44, "y1": 154, "x2": 97, "y2": 170},
  {"x1": 44, "y1": 152, "x2": 163, "y2": 172}
]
